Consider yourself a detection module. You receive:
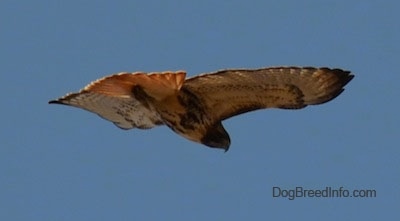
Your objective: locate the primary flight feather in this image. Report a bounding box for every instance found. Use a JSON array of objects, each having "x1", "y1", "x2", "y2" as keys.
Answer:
[{"x1": 49, "y1": 67, "x2": 354, "y2": 151}]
